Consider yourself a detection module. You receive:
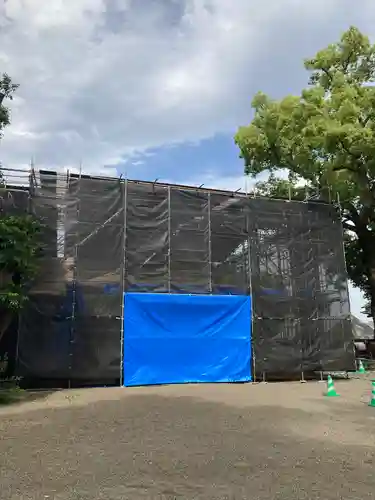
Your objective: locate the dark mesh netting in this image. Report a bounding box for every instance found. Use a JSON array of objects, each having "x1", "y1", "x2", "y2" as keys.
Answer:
[
  {"x1": 170, "y1": 189, "x2": 210, "y2": 294},
  {"x1": 13, "y1": 172, "x2": 355, "y2": 385},
  {"x1": 126, "y1": 182, "x2": 169, "y2": 293},
  {"x1": 248, "y1": 199, "x2": 353, "y2": 375},
  {"x1": 210, "y1": 194, "x2": 250, "y2": 295},
  {"x1": 17, "y1": 172, "x2": 124, "y2": 383}
]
